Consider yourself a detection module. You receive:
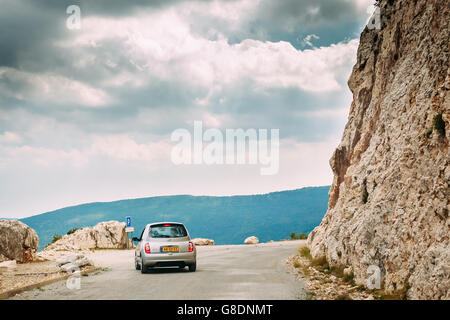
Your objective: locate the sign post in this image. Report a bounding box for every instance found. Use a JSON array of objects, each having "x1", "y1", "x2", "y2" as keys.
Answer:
[{"x1": 125, "y1": 217, "x2": 134, "y2": 249}]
